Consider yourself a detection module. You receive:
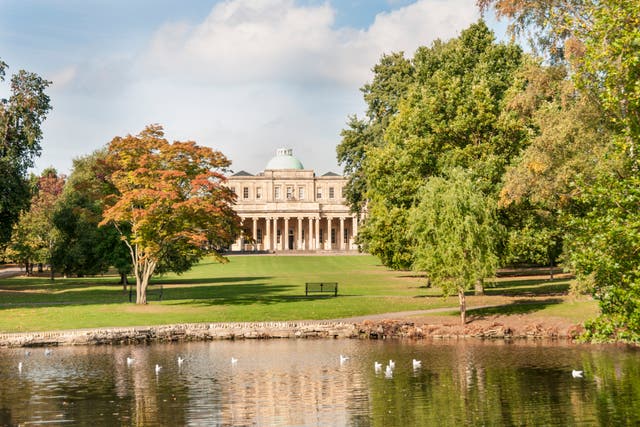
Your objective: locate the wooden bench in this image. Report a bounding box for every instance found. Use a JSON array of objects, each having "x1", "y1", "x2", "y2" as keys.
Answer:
[
  {"x1": 128, "y1": 284, "x2": 163, "y2": 302},
  {"x1": 305, "y1": 282, "x2": 338, "y2": 297}
]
